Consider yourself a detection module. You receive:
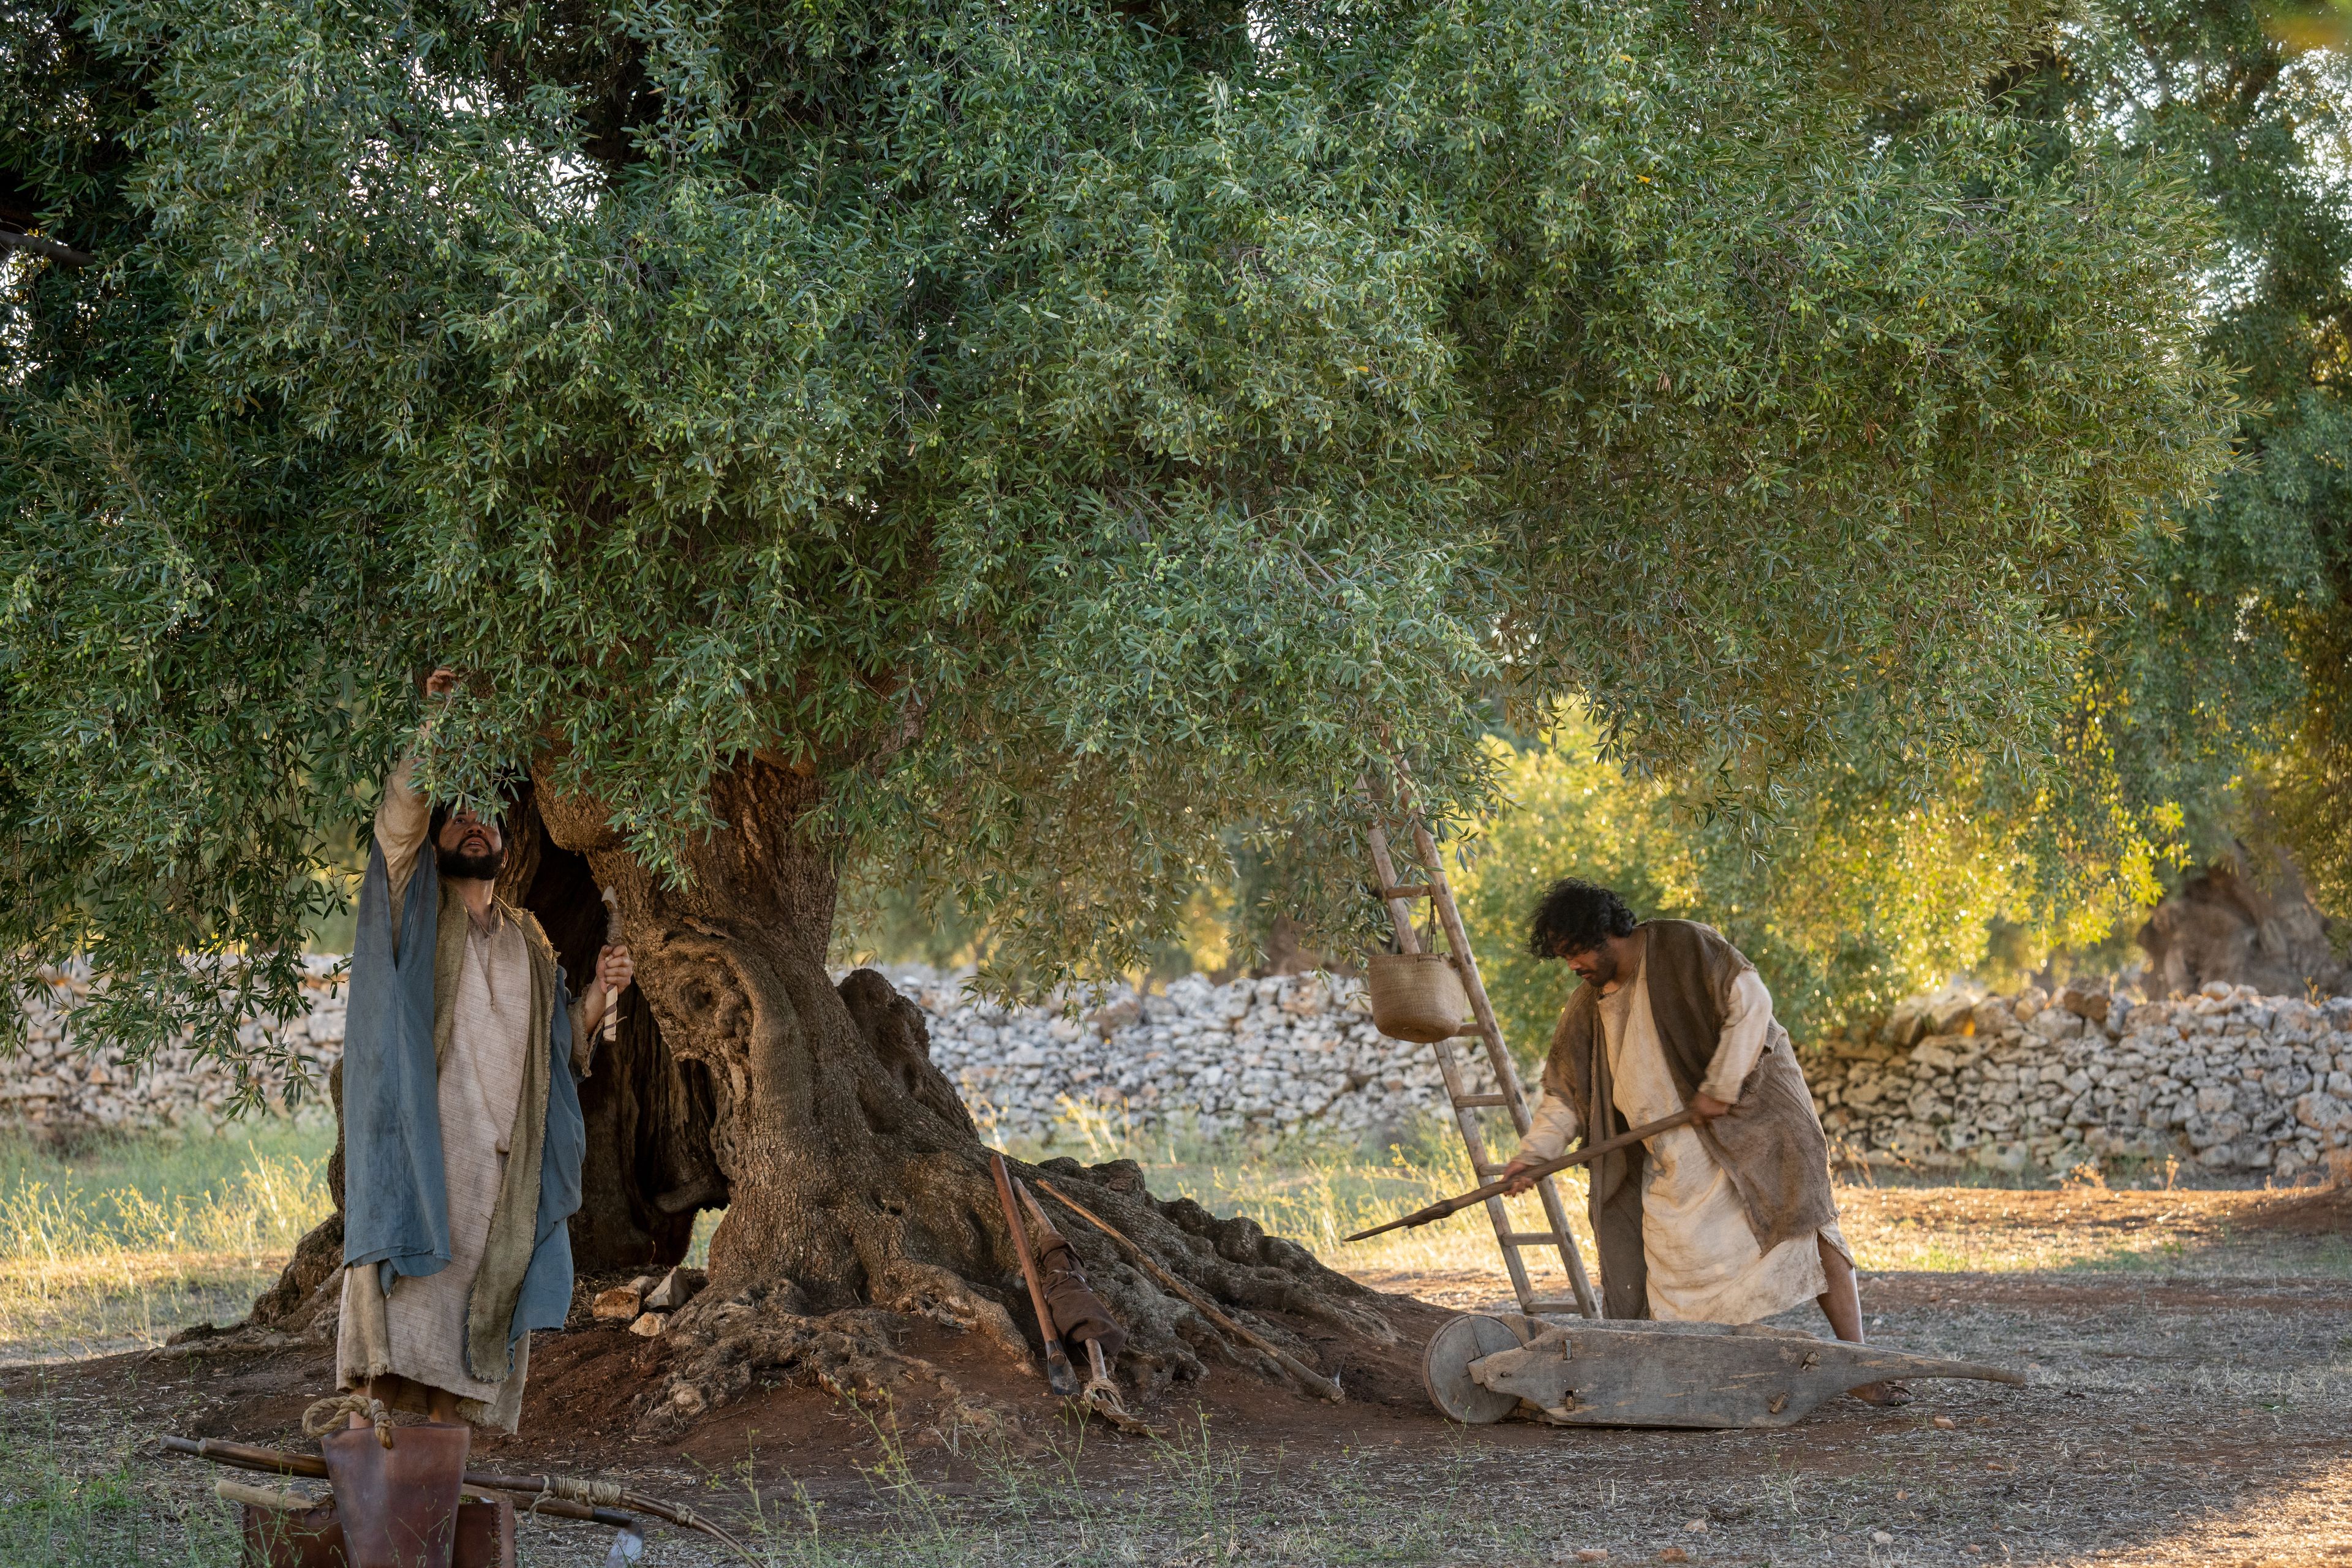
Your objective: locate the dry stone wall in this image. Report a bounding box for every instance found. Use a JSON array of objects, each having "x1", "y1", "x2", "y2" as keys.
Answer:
[
  {"x1": 1808, "y1": 980, "x2": 2352, "y2": 1181},
  {"x1": 1, "y1": 959, "x2": 346, "y2": 1135},
  {"x1": 4, "y1": 961, "x2": 1493, "y2": 1147},
  {"x1": 900, "y1": 968, "x2": 1501, "y2": 1145},
  {"x1": 25, "y1": 953, "x2": 2337, "y2": 1185}
]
